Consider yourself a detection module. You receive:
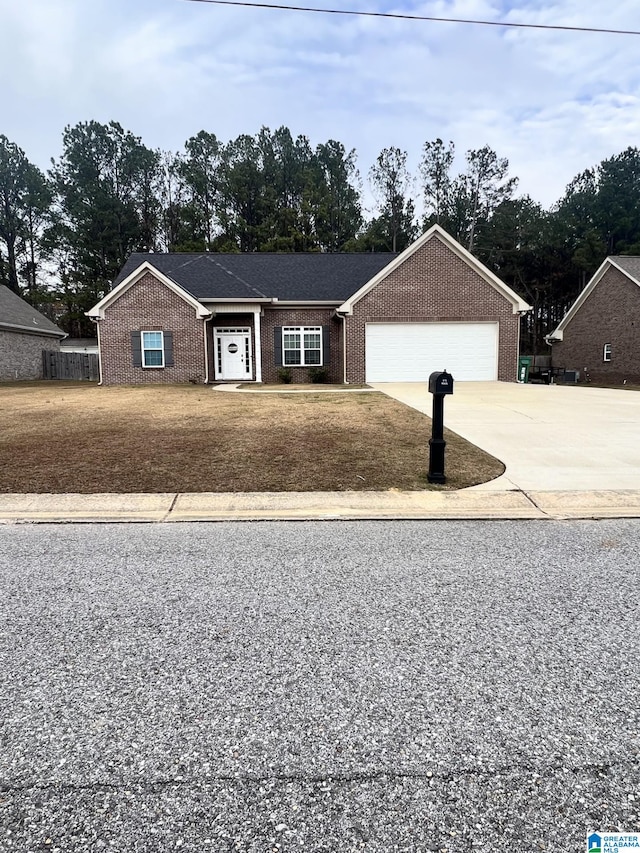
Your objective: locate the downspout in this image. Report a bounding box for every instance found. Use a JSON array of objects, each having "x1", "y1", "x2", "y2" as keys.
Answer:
[
  {"x1": 93, "y1": 319, "x2": 104, "y2": 386},
  {"x1": 203, "y1": 316, "x2": 210, "y2": 384},
  {"x1": 338, "y1": 312, "x2": 349, "y2": 385},
  {"x1": 253, "y1": 307, "x2": 263, "y2": 382}
]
